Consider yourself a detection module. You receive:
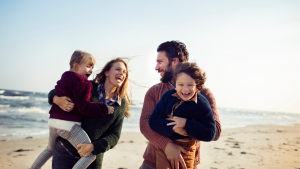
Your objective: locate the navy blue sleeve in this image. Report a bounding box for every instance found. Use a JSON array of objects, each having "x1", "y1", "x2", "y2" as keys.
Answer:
[
  {"x1": 183, "y1": 95, "x2": 216, "y2": 141},
  {"x1": 149, "y1": 91, "x2": 175, "y2": 137}
]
